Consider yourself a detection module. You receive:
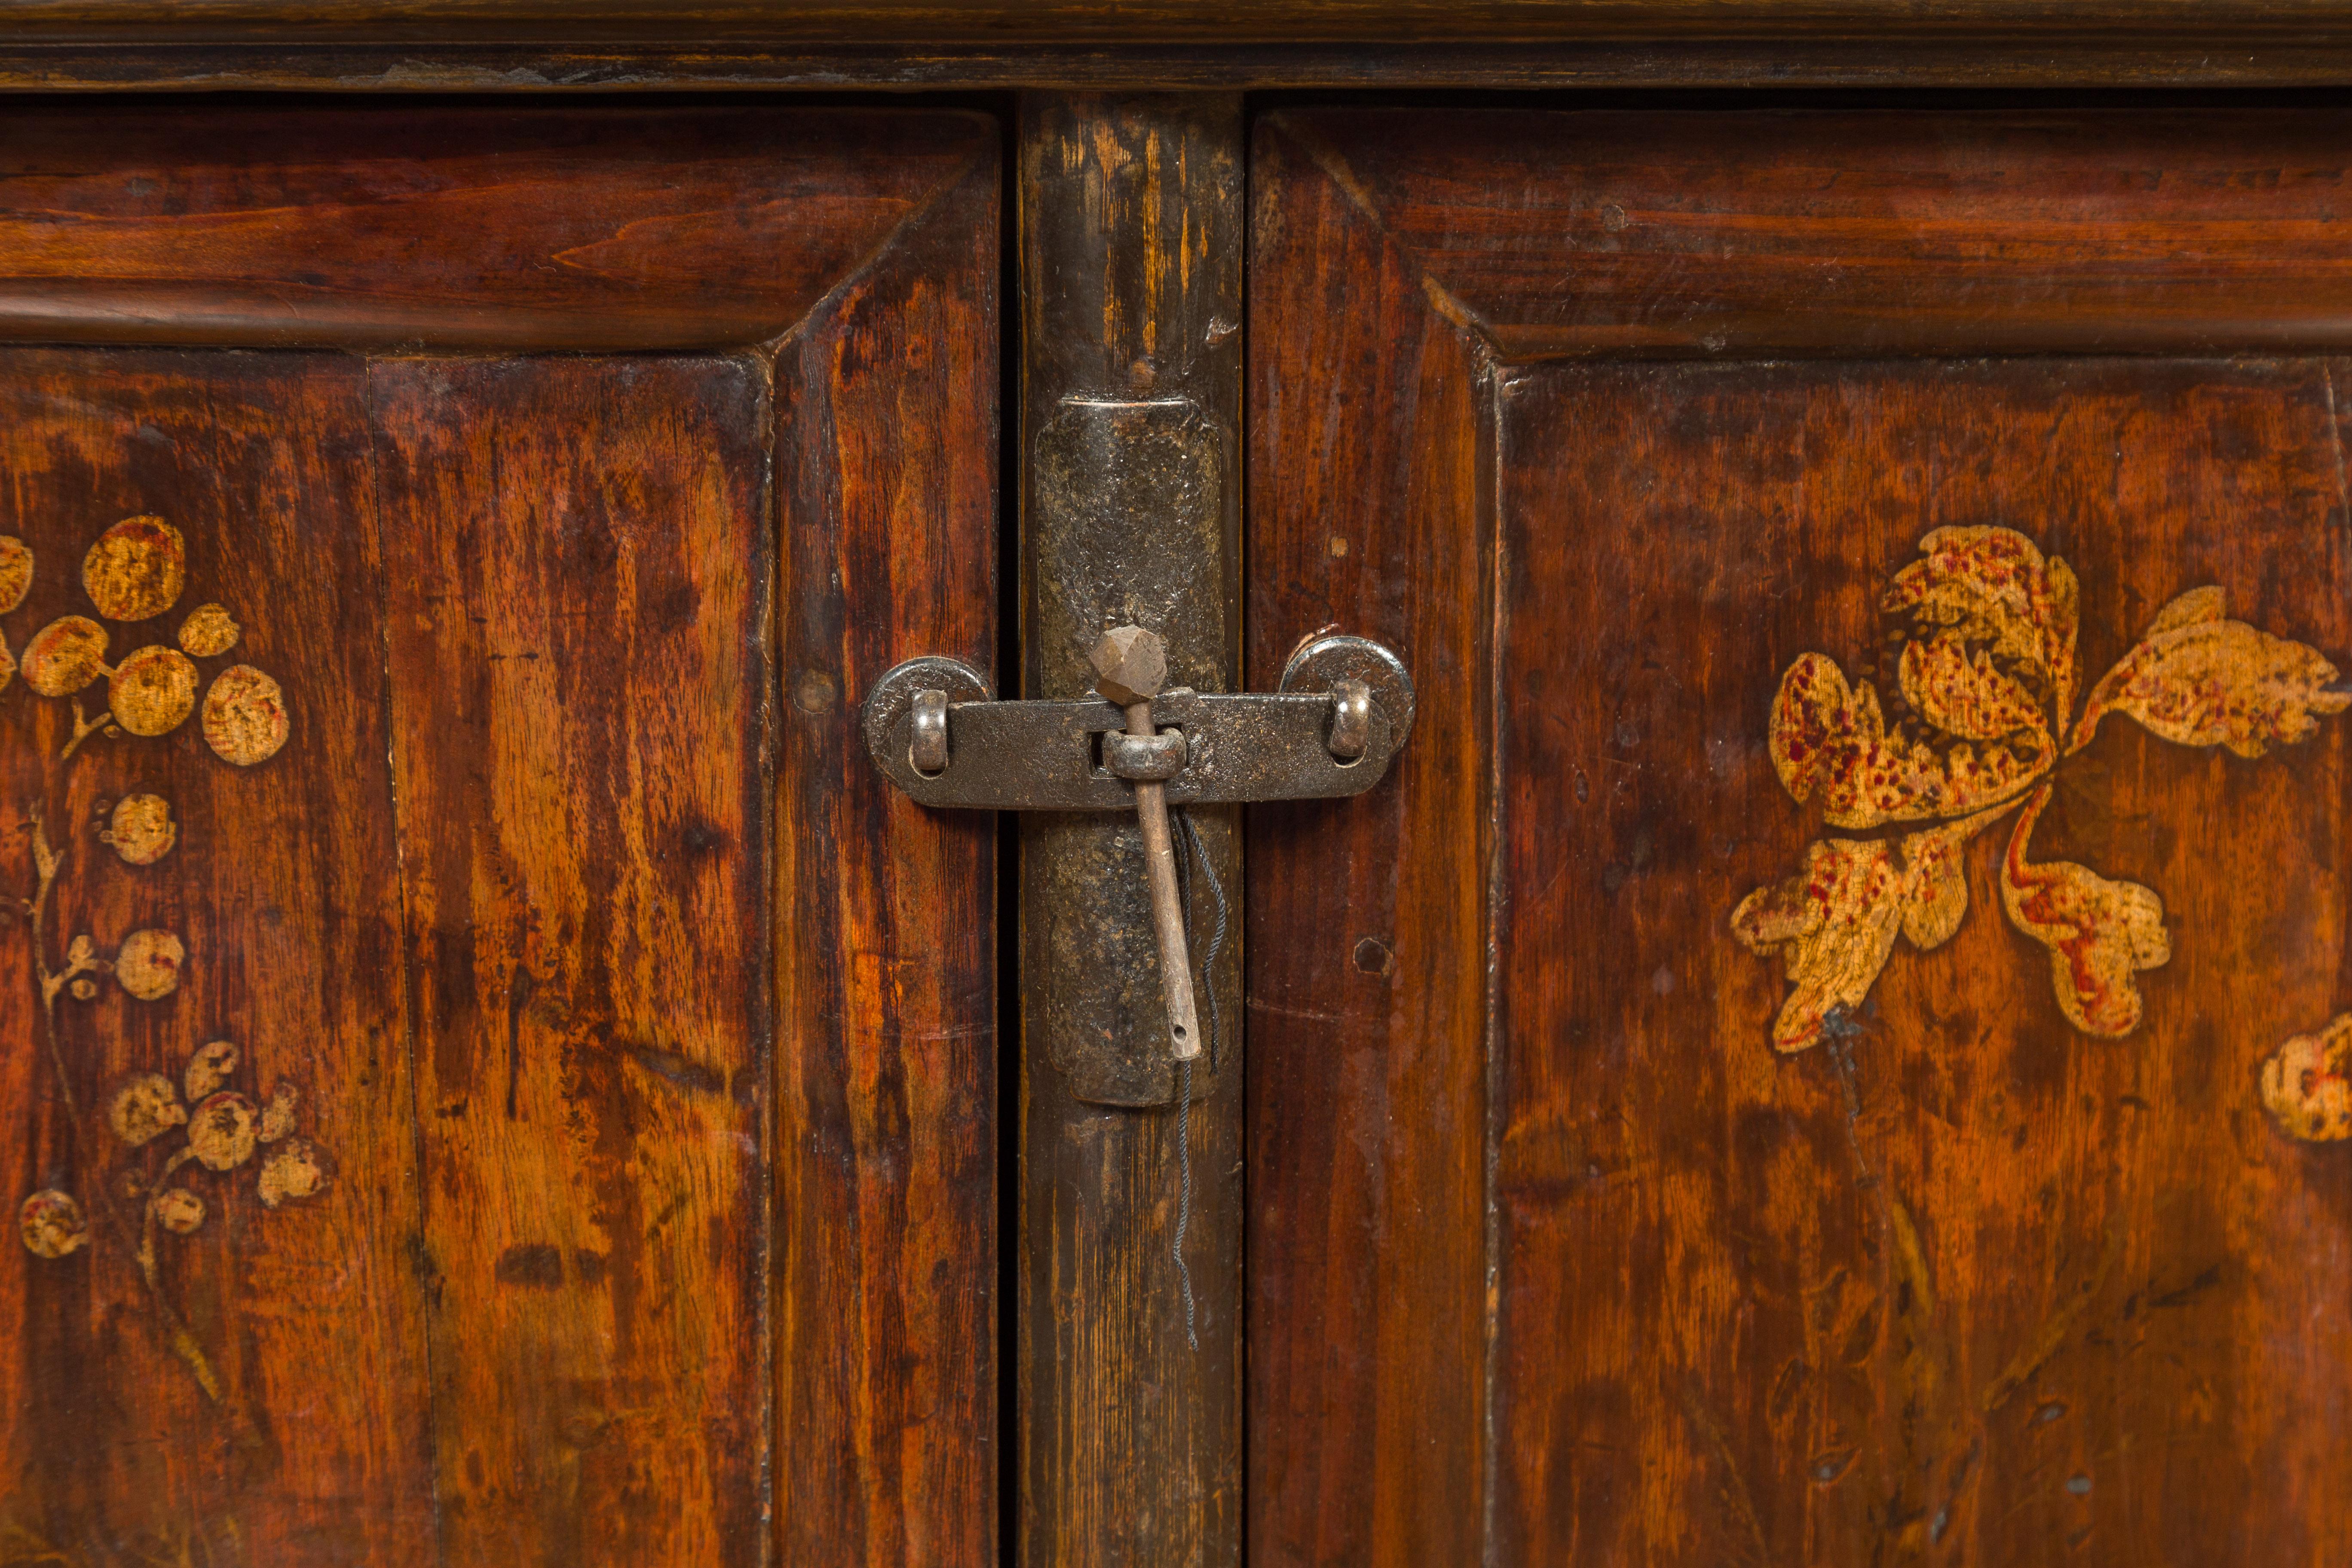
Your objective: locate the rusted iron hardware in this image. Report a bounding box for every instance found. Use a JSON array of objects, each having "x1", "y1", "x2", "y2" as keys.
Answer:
[
  {"x1": 1089, "y1": 625, "x2": 1202, "y2": 1061},
  {"x1": 861, "y1": 632, "x2": 1415, "y2": 812}
]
